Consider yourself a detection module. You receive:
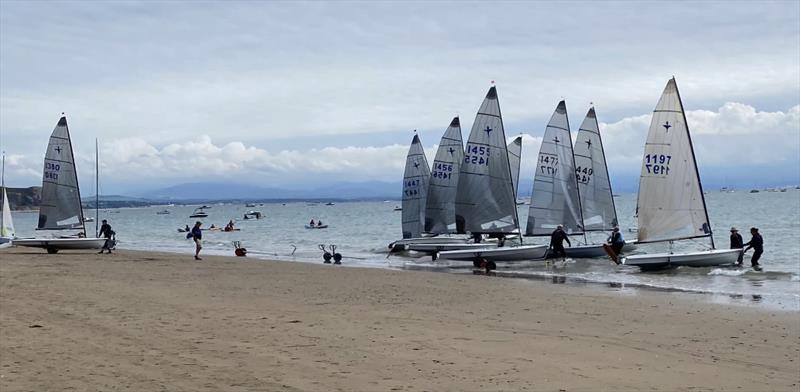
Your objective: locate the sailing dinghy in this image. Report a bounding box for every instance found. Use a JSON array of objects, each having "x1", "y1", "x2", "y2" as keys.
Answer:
[
  {"x1": 621, "y1": 78, "x2": 740, "y2": 269},
  {"x1": 438, "y1": 86, "x2": 548, "y2": 263},
  {"x1": 407, "y1": 134, "x2": 524, "y2": 254},
  {"x1": 568, "y1": 107, "x2": 636, "y2": 257},
  {"x1": 390, "y1": 124, "x2": 469, "y2": 251},
  {"x1": 13, "y1": 115, "x2": 106, "y2": 253},
  {"x1": 1, "y1": 153, "x2": 15, "y2": 247}
]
